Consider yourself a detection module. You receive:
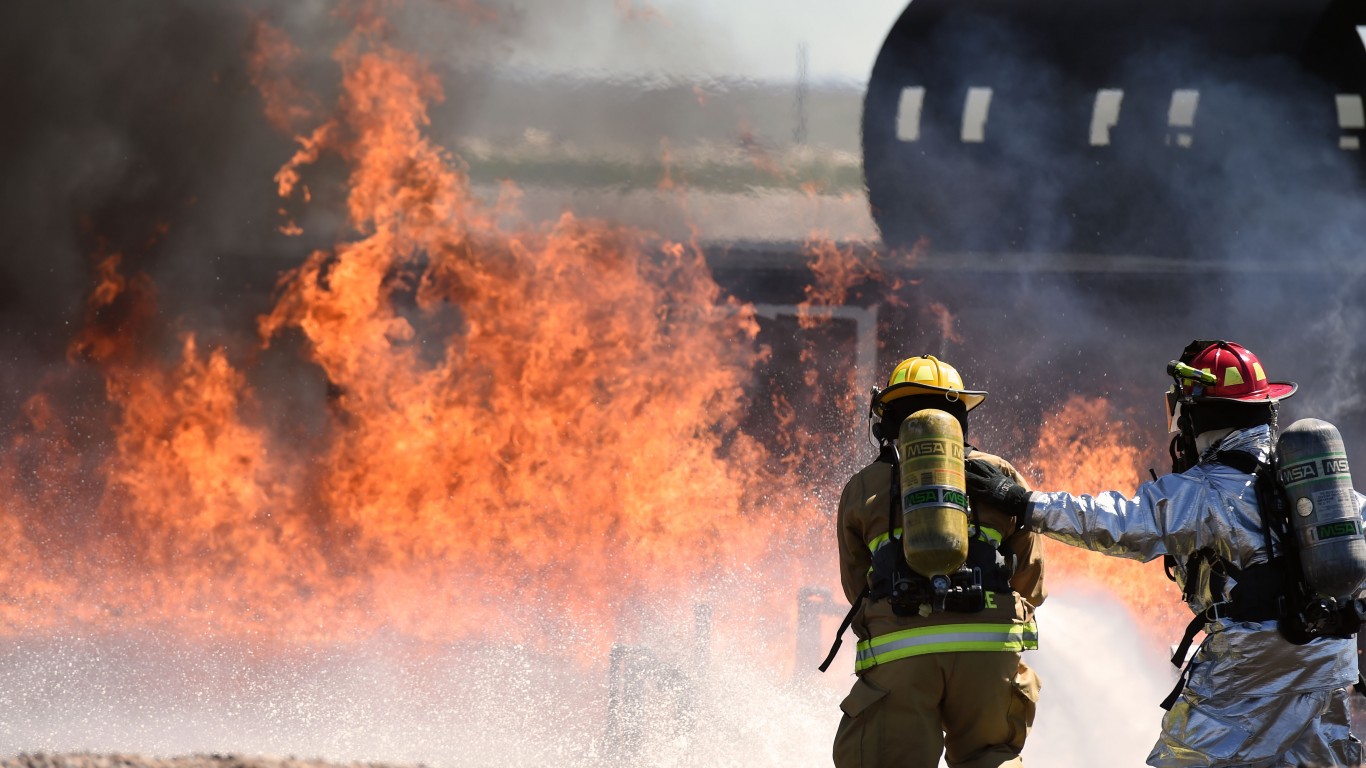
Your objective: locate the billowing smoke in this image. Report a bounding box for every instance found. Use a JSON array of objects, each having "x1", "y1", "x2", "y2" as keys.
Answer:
[{"x1": 0, "y1": 0, "x2": 743, "y2": 341}]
